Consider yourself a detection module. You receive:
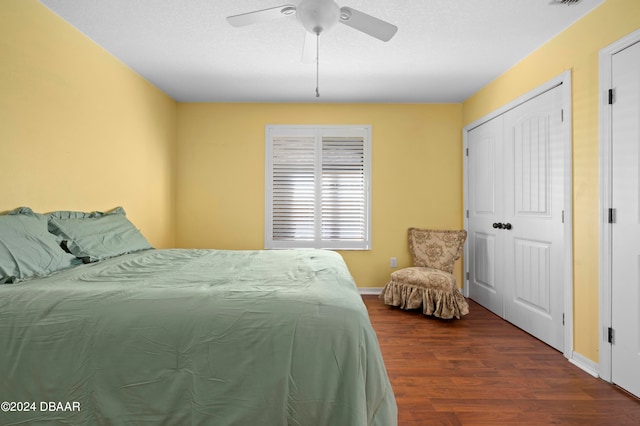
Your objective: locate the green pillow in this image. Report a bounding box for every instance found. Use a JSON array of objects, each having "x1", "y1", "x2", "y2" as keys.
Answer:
[
  {"x1": 47, "y1": 207, "x2": 152, "y2": 263},
  {"x1": 0, "y1": 208, "x2": 81, "y2": 283},
  {"x1": 45, "y1": 209, "x2": 110, "y2": 247}
]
